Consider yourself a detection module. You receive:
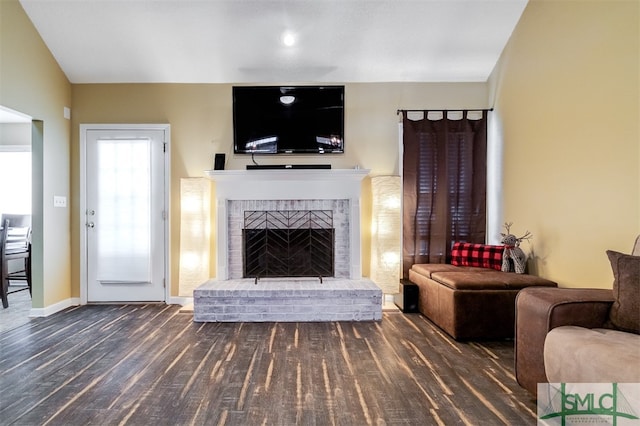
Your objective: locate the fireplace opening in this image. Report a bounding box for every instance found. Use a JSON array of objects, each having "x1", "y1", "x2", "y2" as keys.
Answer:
[{"x1": 243, "y1": 210, "x2": 334, "y2": 278}]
